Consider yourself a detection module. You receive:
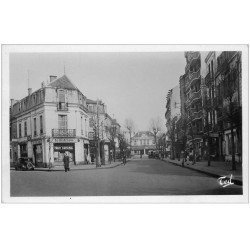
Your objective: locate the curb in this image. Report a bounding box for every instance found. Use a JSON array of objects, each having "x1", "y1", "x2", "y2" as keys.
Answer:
[
  {"x1": 49, "y1": 162, "x2": 124, "y2": 171},
  {"x1": 11, "y1": 162, "x2": 124, "y2": 172},
  {"x1": 163, "y1": 159, "x2": 243, "y2": 186}
]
